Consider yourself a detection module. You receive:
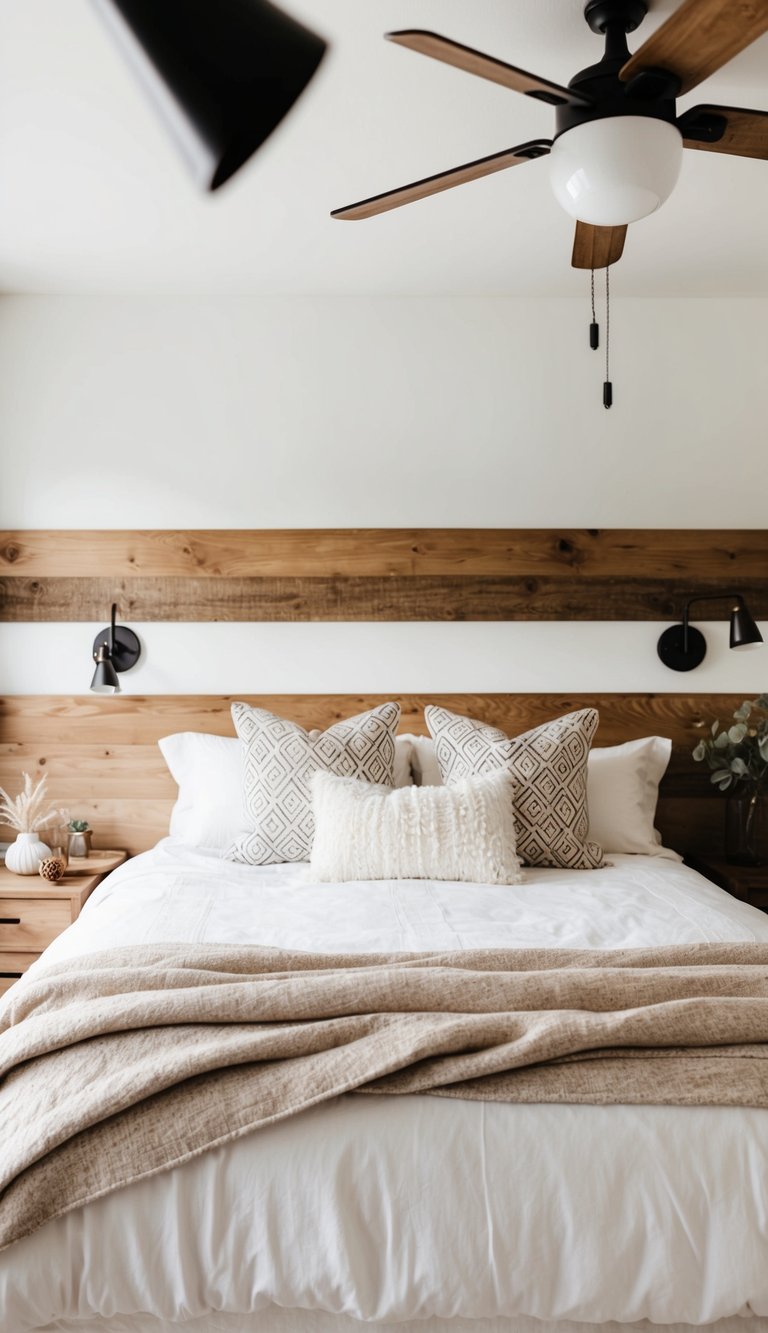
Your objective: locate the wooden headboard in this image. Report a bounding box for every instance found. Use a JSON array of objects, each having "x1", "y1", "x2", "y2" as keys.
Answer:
[{"x1": 0, "y1": 692, "x2": 753, "y2": 859}]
